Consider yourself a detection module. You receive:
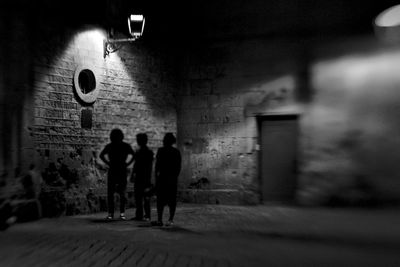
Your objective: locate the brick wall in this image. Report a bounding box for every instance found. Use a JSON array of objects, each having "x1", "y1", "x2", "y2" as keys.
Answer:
[
  {"x1": 31, "y1": 26, "x2": 176, "y2": 168},
  {"x1": 3, "y1": 0, "x2": 400, "y2": 213},
  {"x1": 23, "y1": 25, "x2": 177, "y2": 215}
]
